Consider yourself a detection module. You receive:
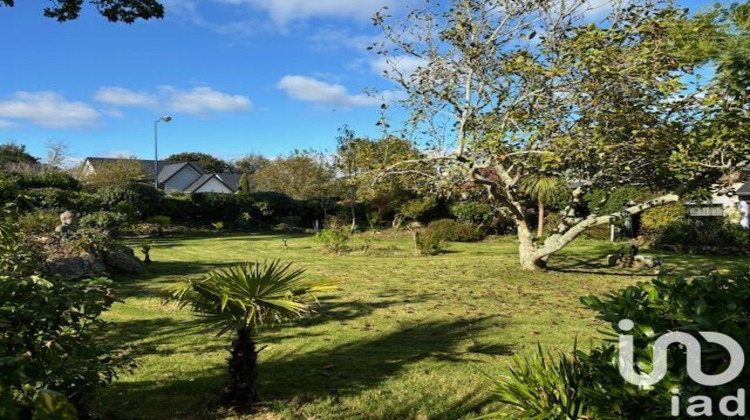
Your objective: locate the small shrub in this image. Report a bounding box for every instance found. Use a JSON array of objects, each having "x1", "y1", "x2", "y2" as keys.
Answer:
[
  {"x1": 79, "y1": 211, "x2": 128, "y2": 238},
  {"x1": 424, "y1": 219, "x2": 484, "y2": 242},
  {"x1": 97, "y1": 183, "x2": 162, "y2": 220},
  {"x1": 487, "y1": 344, "x2": 591, "y2": 419},
  {"x1": 211, "y1": 221, "x2": 225, "y2": 230},
  {"x1": 416, "y1": 230, "x2": 446, "y2": 255},
  {"x1": 22, "y1": 187, "x2": 74, "y2": 211},
  {"x1": 16, "y1": 171, "x2": 81, "y2": 191},
  {"x1": 654, "y1": 220, "x2": 750, "y2": 253},
  {"x1": 313, "y1": 228, "x2": 350, "y2": 254},
  {"x1": 17, "y1": 210, "x2": 59, "y2": 235}
]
